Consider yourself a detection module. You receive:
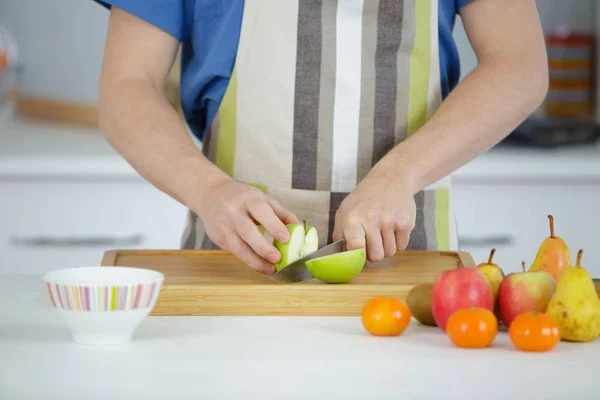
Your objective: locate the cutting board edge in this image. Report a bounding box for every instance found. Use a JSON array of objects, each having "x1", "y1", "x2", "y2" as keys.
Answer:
[
  {"x1": 101, "y1": 249, "x2": 476, "y2": 267},
  {"x1": 150, "y1": 285, "x2": 419, "y2": 316}
]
